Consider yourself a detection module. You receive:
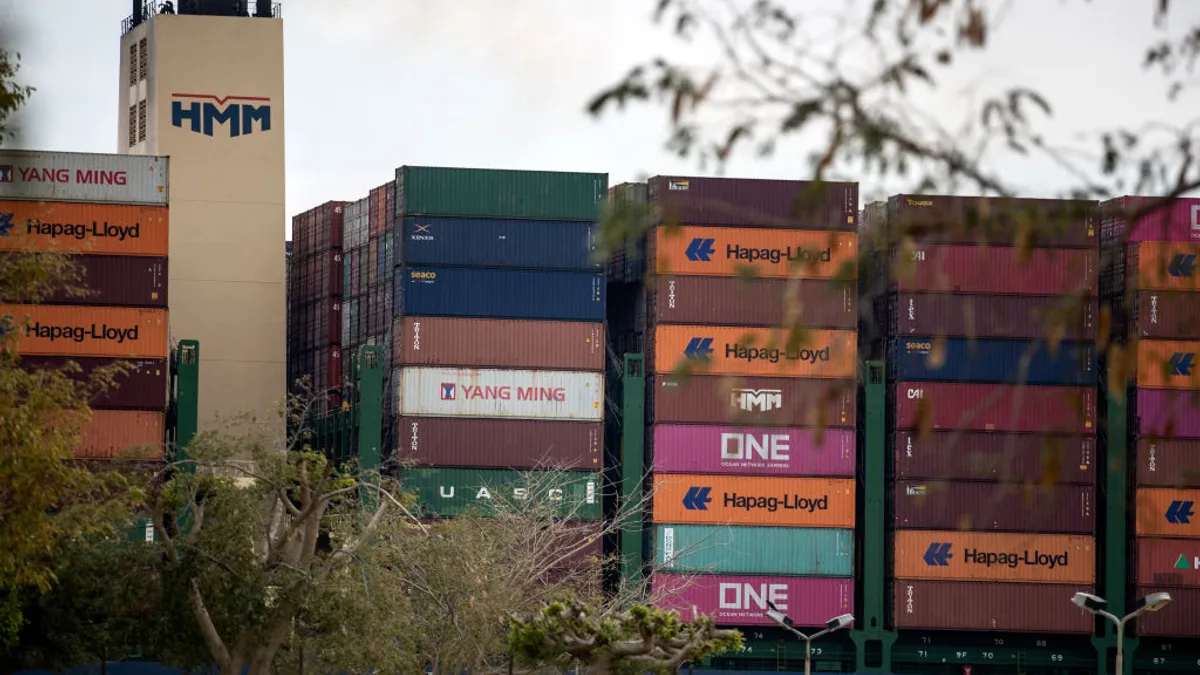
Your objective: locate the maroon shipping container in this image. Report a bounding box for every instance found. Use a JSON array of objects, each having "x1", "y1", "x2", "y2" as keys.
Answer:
[
  {"x1": 888, "y1": 195, "x2": 1098, "y2": 248},
  {"x1": 290, "y1": 201, "x2": 346, "y2": 258},
  {"x1": 1133, "y1": 586, "x2": 1200, "y2": 637},
  {"x1": 1136, "y1": 389, "x2": 1200, "y2": 439},
  {"x1": 893, "y1": 481, "x2": 1095, "y2": 534},
  {"x1": 394, "y1": 417, "x2": 602, "y2": 471},
  {"x1": 1128, "y1": 291, "x2": 1200, "y2": 340},
  {"x1": 648, "y1": 275, "x2": 856, "y2": 329},
  {"x1": 891, "y1": 580, "x2": 1095, "y2": 633},
  {"x1": 1136, "y1": 537, "x2": 1200, "y2": 588},
  {"x1": 895, "y1": 382, "x2": 1096, "y2": 434},
  {"x1": 1135, "y1": 439, "x2": 1200, "y2": 487},
  {"x1": 651, "y1": 375, "x2": 856, "y2": 428},
  {"x1": 18, "y1": 355, "x2": 167, "y2": 410},
  {"x1": 392, "y1": 317, "x2": 604, "y2": 371},
  {"x1": 893, "y1": 246, "x2": 1098, "y2": 296},
  {"x1": 894, "y1": 431, "x2": 1095, "y2": 484},
  {"x1": 647, "y1": 176, "x2": 858, "y2": 230},
  {"x1": 17, "y1": 254, "x2": 169, "y2": 308},
  {"x1": 891, "y1": 292, "x2": 1096, "y2": 341}
]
